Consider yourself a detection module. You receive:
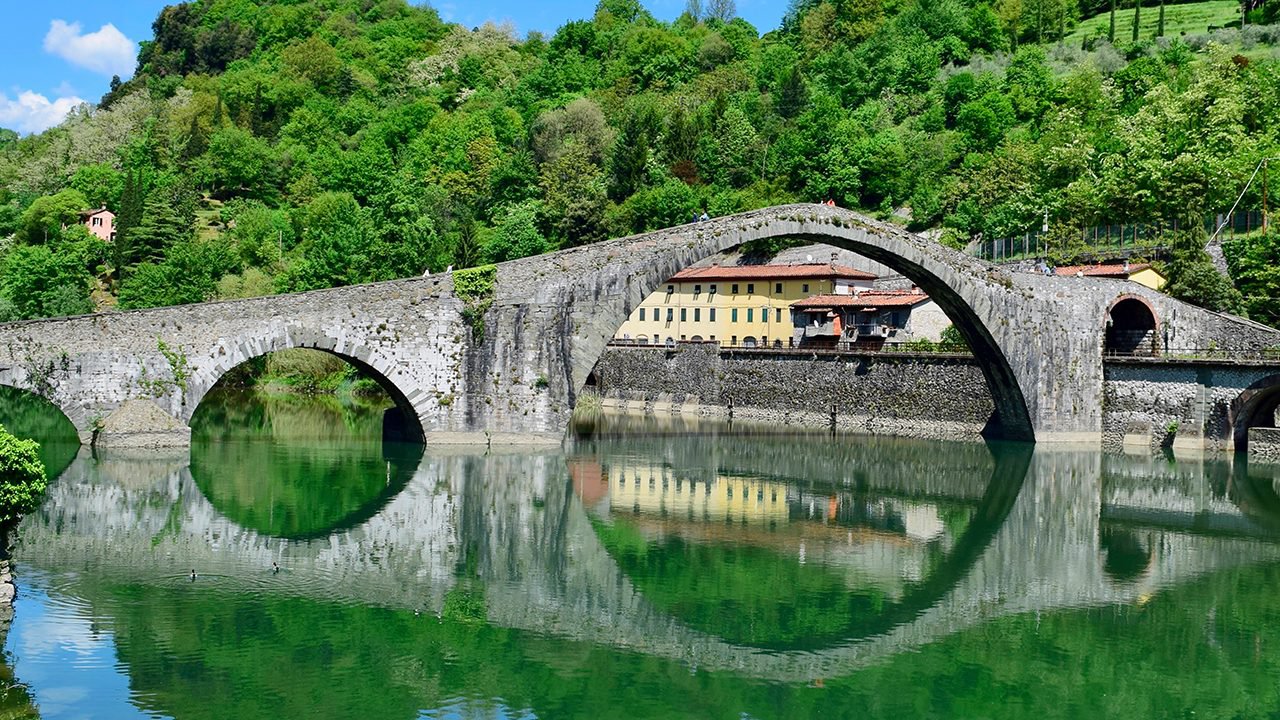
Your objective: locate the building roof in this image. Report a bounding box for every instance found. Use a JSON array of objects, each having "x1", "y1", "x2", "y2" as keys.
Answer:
[
  {"x1": 78, "y1": 207, "x2": 114, "y2": 219},
  {"x1": 1053, "y1": 263, "x2": 1157, "y2": 279},
  {"x1": 670, "y1": 262, "x2": 877, "y2": 282},
  {"x1": 791, "y1": 290, "x2": 932, "y2": 311}
]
